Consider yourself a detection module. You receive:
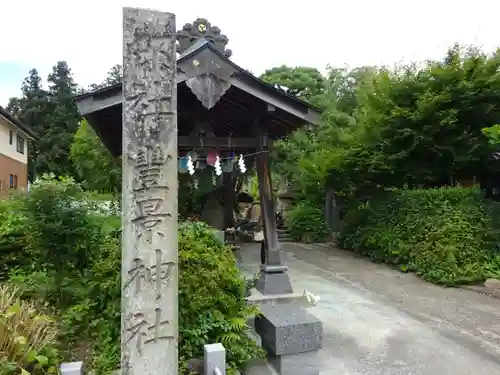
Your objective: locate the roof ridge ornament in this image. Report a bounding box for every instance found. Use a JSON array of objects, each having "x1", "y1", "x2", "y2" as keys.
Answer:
[{"x1": 176, "y1": 18, "x2": 232, "y2": 58}]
